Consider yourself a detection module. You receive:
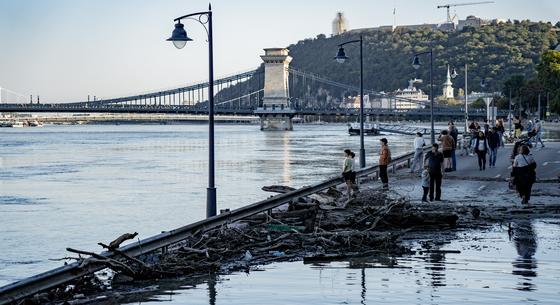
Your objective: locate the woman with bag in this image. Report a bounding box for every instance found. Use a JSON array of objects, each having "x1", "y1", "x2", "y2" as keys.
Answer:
[{"x1": 512, "y1": 145, "x2": 537, "y2": 205}]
